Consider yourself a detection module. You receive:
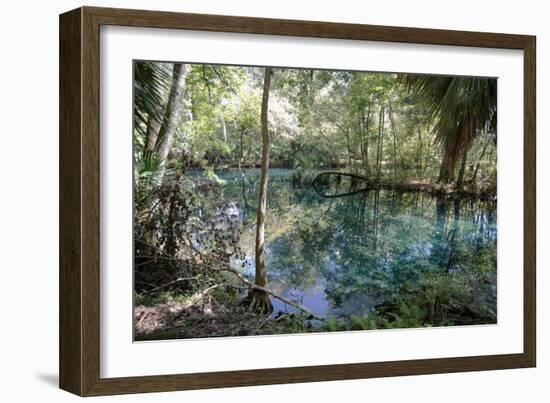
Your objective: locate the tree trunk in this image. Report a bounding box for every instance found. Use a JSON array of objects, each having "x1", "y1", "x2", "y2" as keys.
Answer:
[
  {"x1": 157, "y1": 63, "x2": 188, "y2": 167},
  {"x1": 239, "y1": 126, "x2": 244, "y2": 169},
  {"x1": 345, "y1": 128, "x2": 352, "y2": 167},
  {"x1": 250, "y1": 67, "x2": 273, "y2": 314},
  {"x1": 376, "y1": 105, "x2": 385, "y2": 181},
  {"x1": 358, "y1": 104, "x2": 371, "y2": 176},
  {"x1": 471, "y1": 137, "x2": 491, "y2": 184},
  {"x1": 362, "y1": 104, "x2": 371, "y2": 176},
  {"x1": 388, "y1": 100, "x2": 399, "y2": 179},
  {"x1": 437, "y1": 150, "x2": 456, "y2": 184},
  {"x1": 221, "y1": 116, "x2": 227, "y2": 144},
  {"x1": 456, "y1": 149, "x2": 469, "y2": 191},
  {"x1": 417, "y1": 127, "x2": 423, "y2": 176},
  {"x1": 365, "y1": 104, "x2": 372, "y2": 176}
]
